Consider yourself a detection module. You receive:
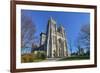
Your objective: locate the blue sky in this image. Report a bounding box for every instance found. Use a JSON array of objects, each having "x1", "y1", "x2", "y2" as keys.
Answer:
[{"x1": 21, "y1": 9, "x2": 90, "y2": 53}]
